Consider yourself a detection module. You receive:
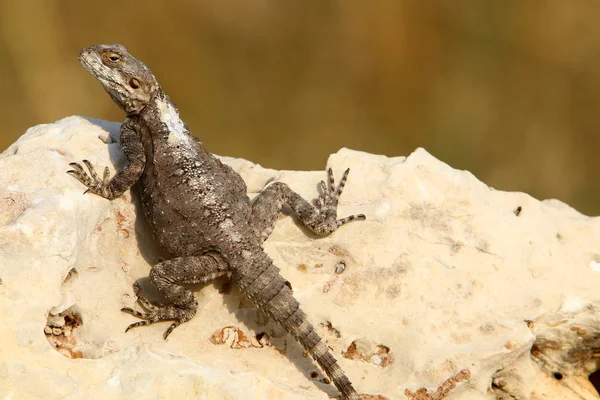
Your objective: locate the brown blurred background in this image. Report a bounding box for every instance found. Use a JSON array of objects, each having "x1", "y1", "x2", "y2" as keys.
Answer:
[{"x1": 1, "y1": 1, "x2": 600, "y2": 214}]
